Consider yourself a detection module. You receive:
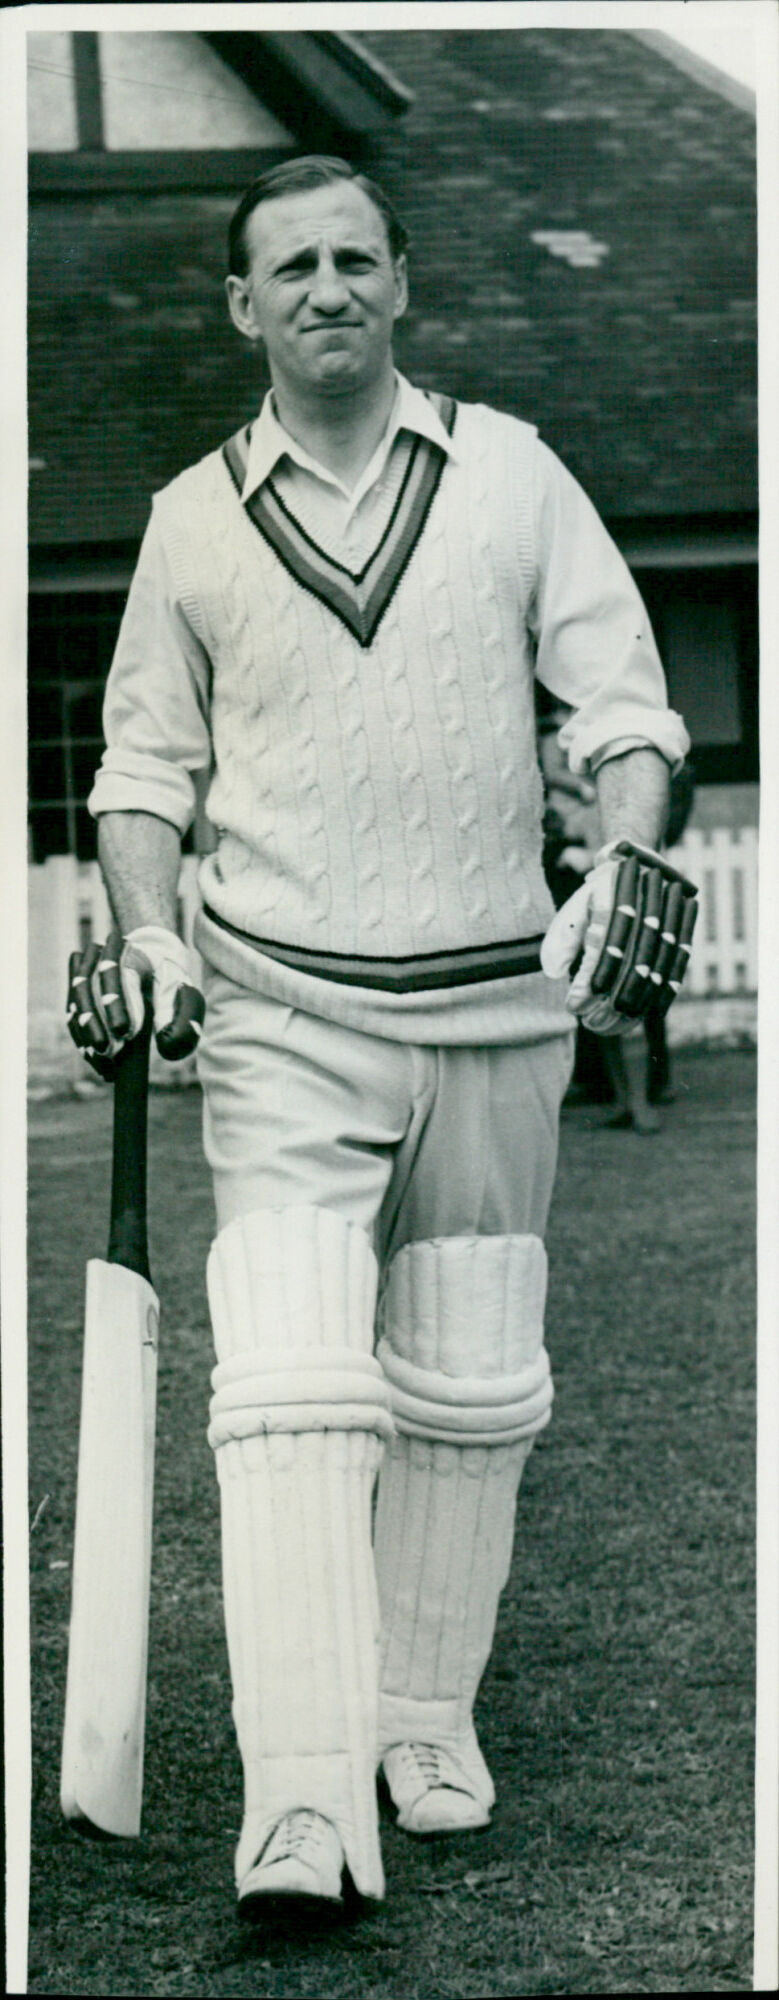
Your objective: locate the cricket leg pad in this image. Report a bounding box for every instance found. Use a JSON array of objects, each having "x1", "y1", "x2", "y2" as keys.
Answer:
[
  {"x1": 207, "y1": 1205, "x2": 392, "y2": 1902},
  {"x1": 374, "y1": 1235, "x2": 551, "y2": 1827}
]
